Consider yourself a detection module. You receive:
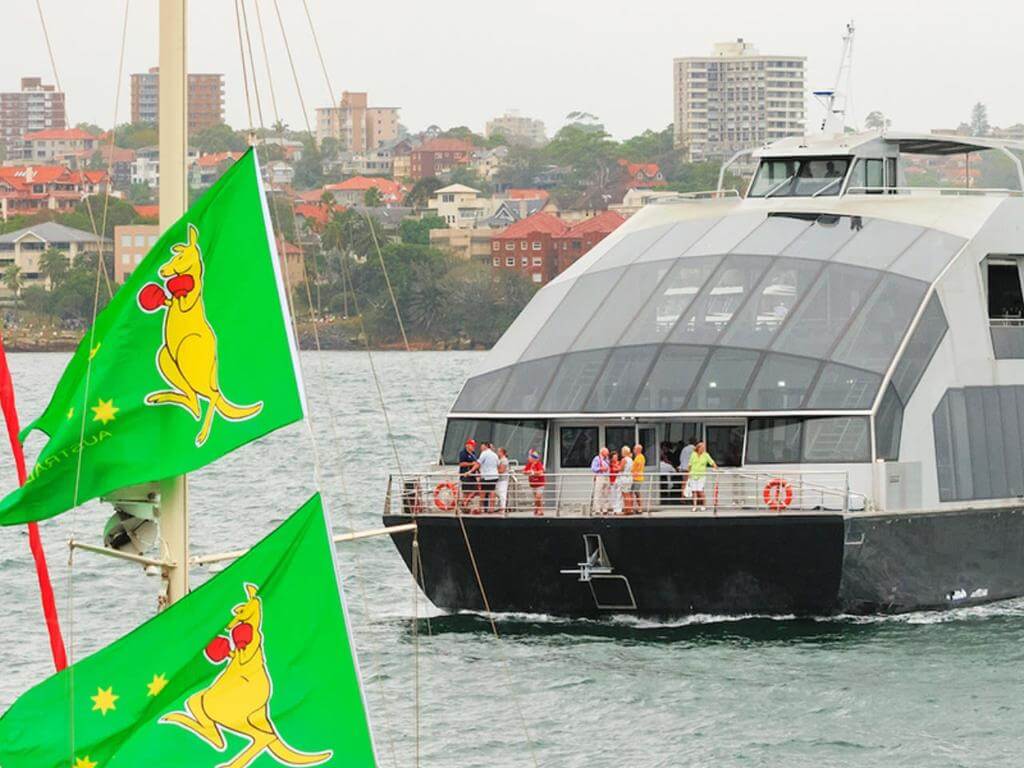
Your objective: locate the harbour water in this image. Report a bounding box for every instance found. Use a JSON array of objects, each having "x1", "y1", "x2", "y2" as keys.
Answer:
[{"x1": 1, "y1": 351, "x2": 1022, "y2": 767}]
